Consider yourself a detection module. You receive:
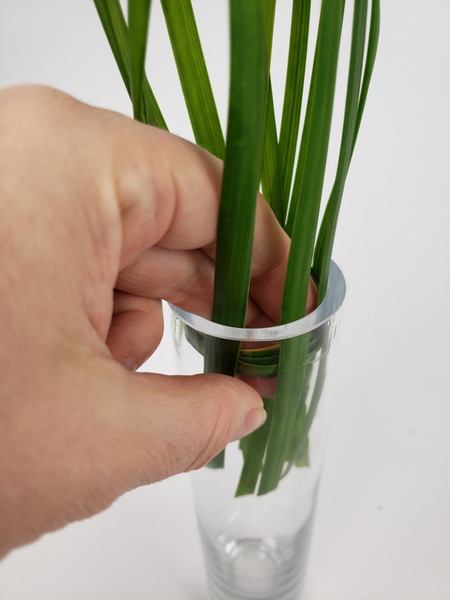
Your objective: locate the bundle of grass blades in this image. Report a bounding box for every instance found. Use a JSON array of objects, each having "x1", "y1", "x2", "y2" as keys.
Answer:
[{"x1": 94, "y1": 0, "x2": 380, "y2": 494}]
